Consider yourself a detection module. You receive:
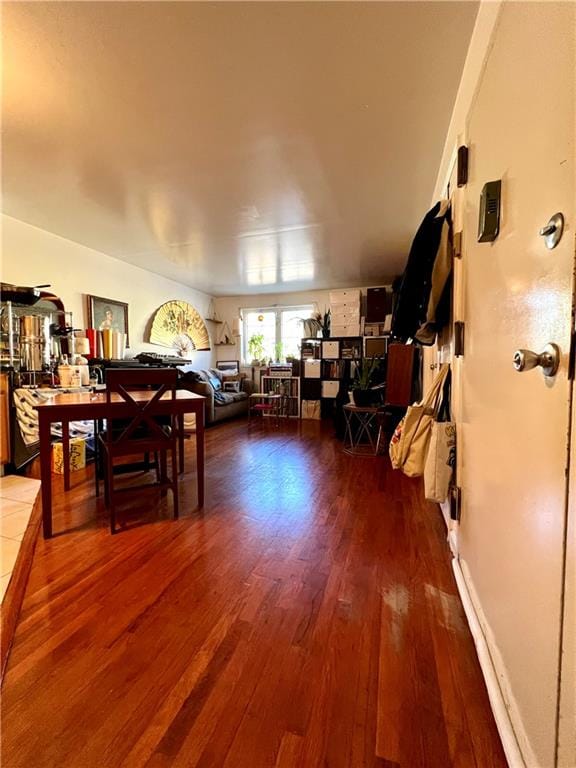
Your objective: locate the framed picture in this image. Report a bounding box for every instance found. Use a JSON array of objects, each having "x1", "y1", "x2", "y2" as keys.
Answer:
[
  {"x1": 216, "y1": 360, "x2": 240, "y2": 374},
  {"x1": 86, "y1": 295, "x2": 129, "y2": 346}
]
